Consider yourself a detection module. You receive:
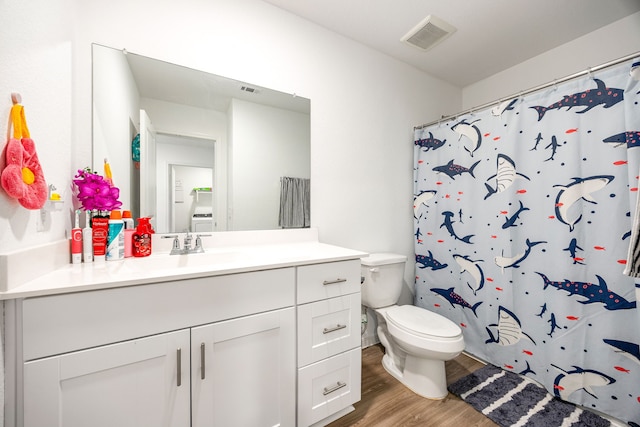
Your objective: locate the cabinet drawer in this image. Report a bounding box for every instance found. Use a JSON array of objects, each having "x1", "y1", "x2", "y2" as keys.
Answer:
[
  {"x1": 297, "y1": 260, "x2": 361, "y2": 304},
  {"x1": 297, "y1": 294, "x2": 361, "y2": 367},
  {"x1": 297, "y1": 348, "x2": 361, "y2": 427},
  {"x1": 22, "y1": 268, "x2": 295, "y2": 361}
]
